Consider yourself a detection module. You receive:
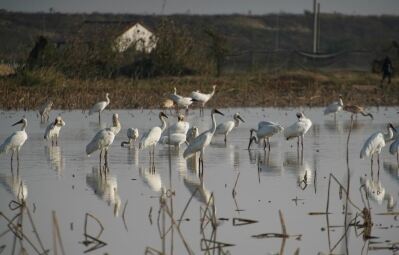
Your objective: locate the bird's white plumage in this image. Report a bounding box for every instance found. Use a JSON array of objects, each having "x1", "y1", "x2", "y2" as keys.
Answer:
[
  {"x1": 255, "y1": 121, "x2": 284, "y2": 139},
  {"x1": 324, "y1": 97, "x2": 343, "y2": 115},
  {"x1": 139, "y1": 113, "x2": 168, "y2": 150},
  {"x1": 0, "y1": 118, "x2": 28, "y2": 156},
  {"x1": 89, "y1": 93, "x2": 110, "y2": 115},
  {"x1": 360, "y1": 132, "x2": 384, "y2": 158},
  {"x1": 86, "y1": 113, "x2": 120, "y2": 155},
  {"x1": 284, "y1": 114, "x2": 312, "y2": 140},
  {"x1": 215, "y1": 120, "x2": 235, "y2": 135},
  {"x1": 183, "y1": 109, "x2": 222, "y2": 159},
  {"x1": 44, "y1": 117, "x2": 66, "y2": 141},
  {"x1": 86, "y1": 129, "x2": 115, "y2": 155},
  {"x1": 162, "y1": 119, "x2": 189, "y2": 136},
  {"x1": 160, "y1": 133, "x2": 187, "y2": 147},
  {"x1": 186, "y1": 127, "x2": 199, "y2": 144},
  {"x1": 127, "y1": 128, "x2": 139, "y2": 141},
  {"x1": 190, "y1": 85, "x2": 216, "y2": 107},
  {"x1": 169, "y1": 88, "x2": 193, "y2": 109}
]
